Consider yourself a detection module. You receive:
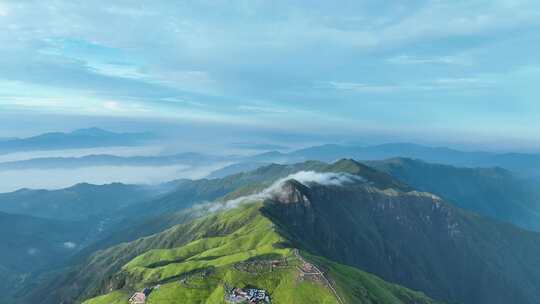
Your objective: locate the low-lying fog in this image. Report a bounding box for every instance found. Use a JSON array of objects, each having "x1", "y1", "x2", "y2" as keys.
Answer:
[
  {"x1": 0, "y1": 144, "x2": 239, "y2": 192},
  {"x1": 0, "y1": 163, "x2": 230, "y2": 193},
  {"x1": 0, "y1": 146, "x2": 165, "y2": 163}
]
